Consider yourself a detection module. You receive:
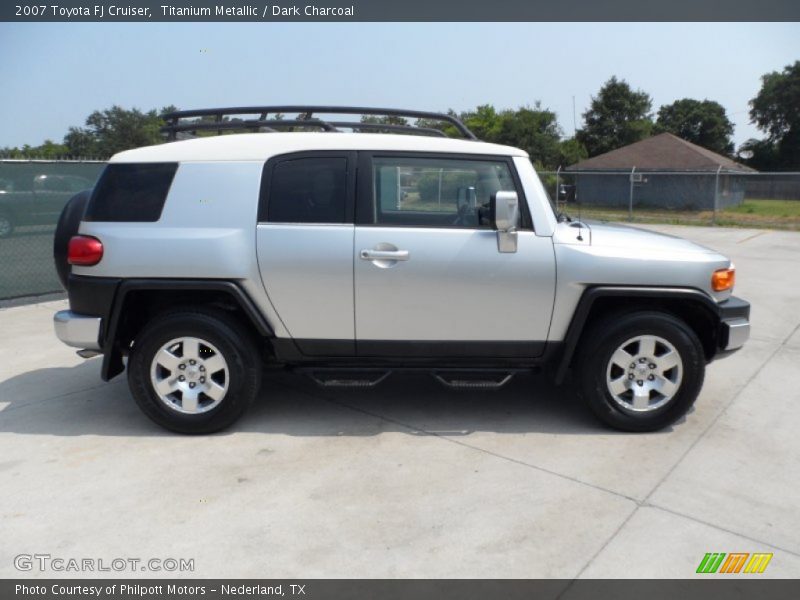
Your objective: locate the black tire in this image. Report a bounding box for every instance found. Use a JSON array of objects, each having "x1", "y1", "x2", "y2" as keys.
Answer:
[
  {"x1": 0, "y1": 210, "x2": 13, "y2": 238},
  {"x1": 127, "y1": 308, "x2": 262, "y2": 434},
  {"x1": 576, "y1": 311, "x2": 705, "y2": 432},
  {"x1": 53, "y1": 190, "x2": 92, "y2": 290}
]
